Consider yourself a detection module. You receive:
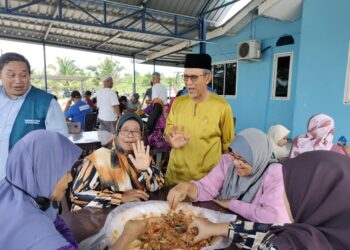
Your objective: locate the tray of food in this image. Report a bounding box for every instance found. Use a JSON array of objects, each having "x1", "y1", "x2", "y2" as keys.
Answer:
[{"x1": 79, "y1": 200, "x2": 236, "y2": 250}]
